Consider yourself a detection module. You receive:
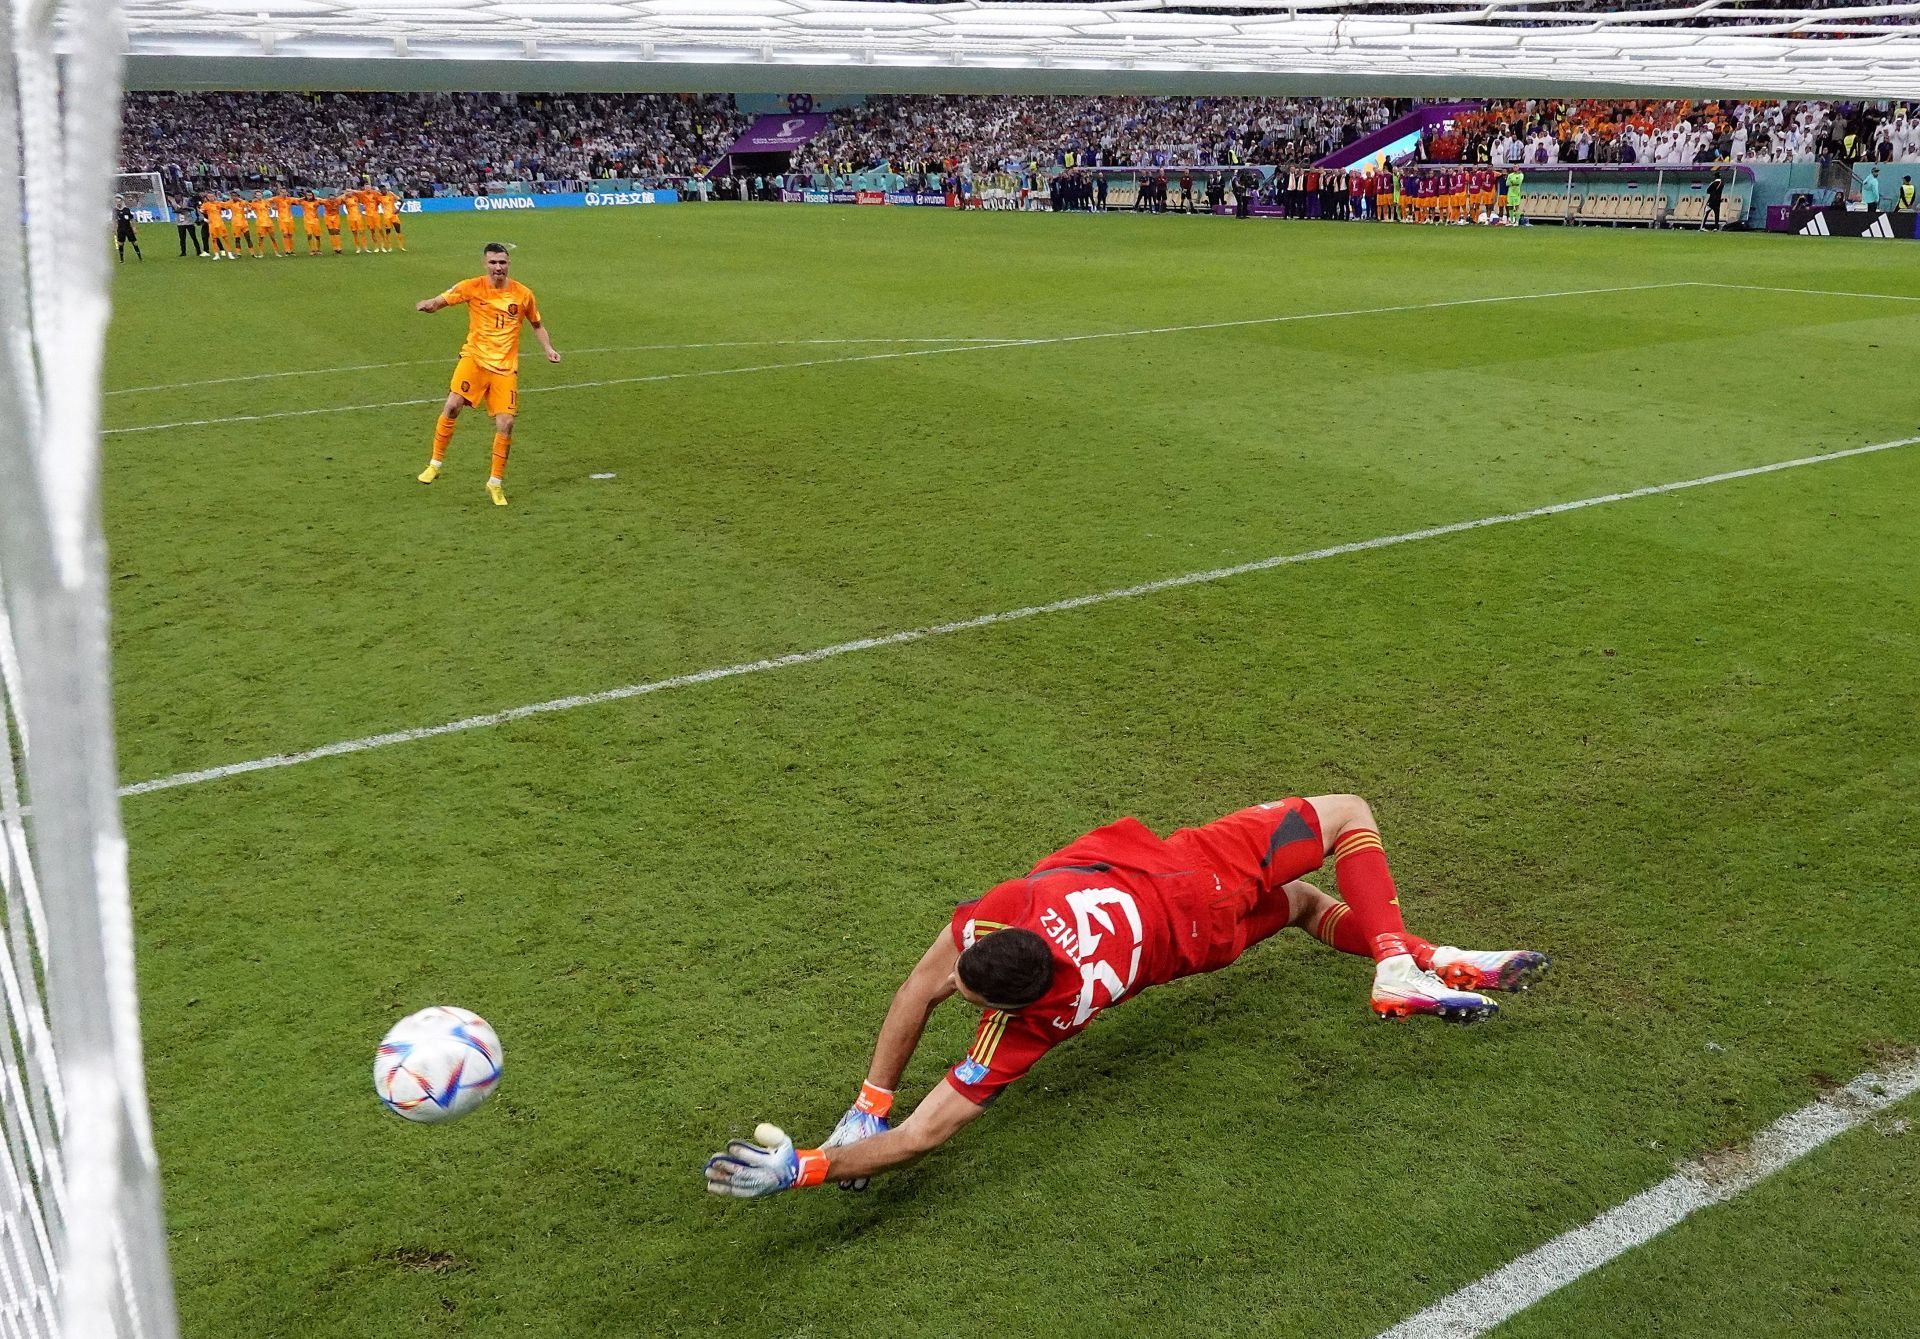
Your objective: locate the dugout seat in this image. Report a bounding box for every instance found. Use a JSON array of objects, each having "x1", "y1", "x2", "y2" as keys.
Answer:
[{"x1": 1524, "y1": 191, "x2": 1565, "y2": 222}]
